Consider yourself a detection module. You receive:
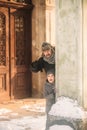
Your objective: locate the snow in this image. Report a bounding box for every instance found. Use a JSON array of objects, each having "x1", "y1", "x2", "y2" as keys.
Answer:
[
  {"x1": 0, "y1": 97, "x2": 87, "y2": 130},
  {"x1": 0, "y1": 101, "x2": 46, "y2": 130},
  {"x1": 0, "y1": 116, "x2": 46, "y2": 130},
  {"x1": 49, "y1": 125, "x2": 74, "y2": 130},
  {"x1": 0, "y1": 108, "x2": 12, "y2": 115},
  {"x1": 21, "y1": 104, "x2": 45, "y2": 112},
  {"x1": 0, "y1": 107, "x2": 46, "y2": 130},
  {"x1": 49, "y1": 96, "x2": 87, "y2": 121}
]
